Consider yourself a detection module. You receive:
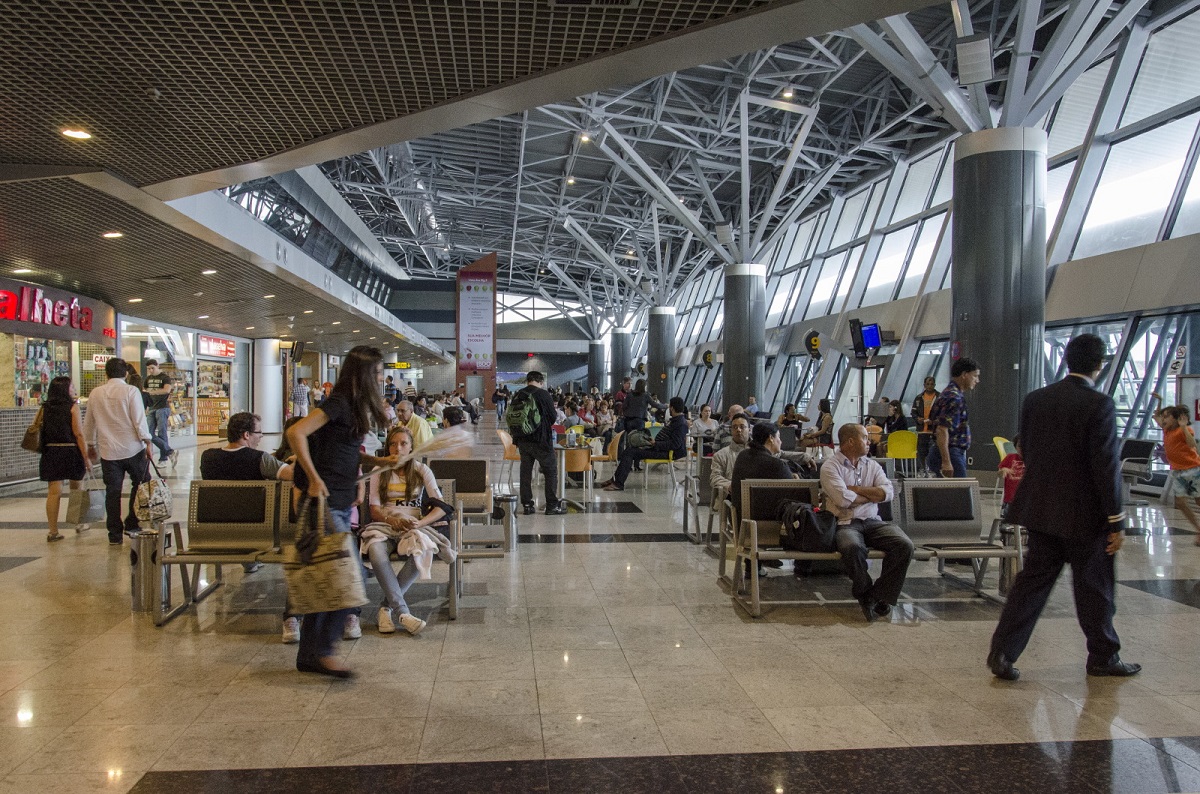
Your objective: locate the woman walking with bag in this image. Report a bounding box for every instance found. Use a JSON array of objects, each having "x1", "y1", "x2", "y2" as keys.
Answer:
[
  {"x1": 40, "y1": 377, "x2": 89, "y2": 542},
  {"x1": 287, "y1": 346, "x2": 394, "y2": 678}
]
